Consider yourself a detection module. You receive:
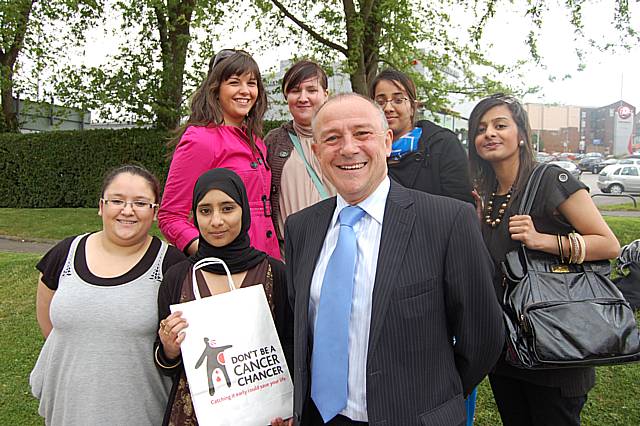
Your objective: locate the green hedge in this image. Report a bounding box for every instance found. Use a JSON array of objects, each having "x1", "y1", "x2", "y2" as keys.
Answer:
[{"x1": 0, "y1": 121, "x2": 285, "y2": 208}]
